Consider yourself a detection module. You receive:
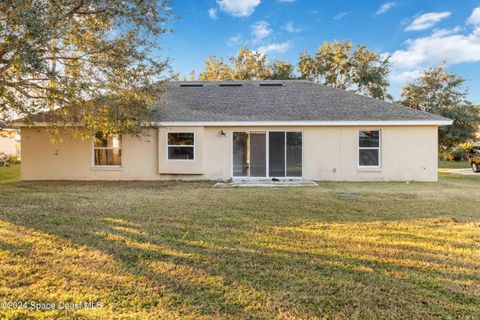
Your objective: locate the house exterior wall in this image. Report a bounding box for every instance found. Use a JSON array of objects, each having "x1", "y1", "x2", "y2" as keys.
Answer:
[
  {"x1": 20, "y1": 125, "x2": 438, "y2": 181},
  {"x1": 0, "y1": 130, "x2": 20, "y2": 158}
]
